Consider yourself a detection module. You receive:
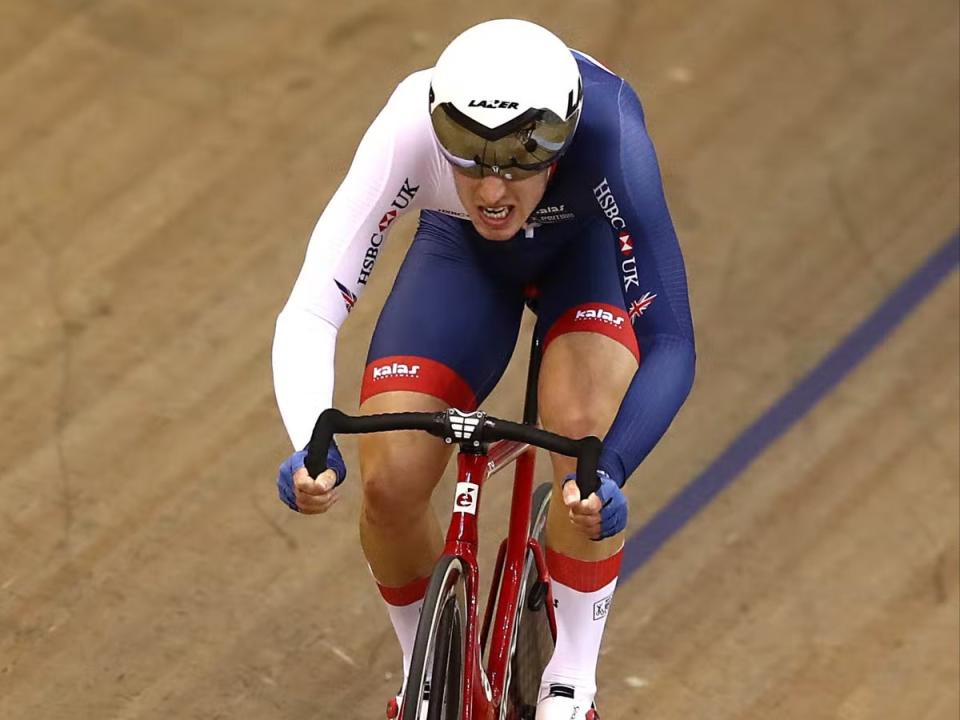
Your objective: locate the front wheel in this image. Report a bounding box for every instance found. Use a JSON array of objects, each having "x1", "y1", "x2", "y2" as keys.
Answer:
[{"x1": 403, "y1": 556, "x2": 467, "y2": 720}]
